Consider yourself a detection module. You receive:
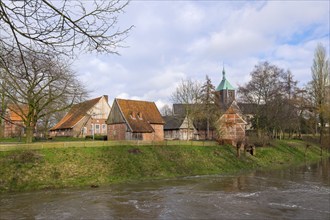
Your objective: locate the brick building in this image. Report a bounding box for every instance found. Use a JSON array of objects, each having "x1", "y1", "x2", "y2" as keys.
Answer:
[
  {"x1": 49, "y1": 95, "x2": 111, "y2": 137},
  {"x1": 107, "y1": 98, "x2": 164, "y2": 141},
  {"x1": 1, "y1": 105, "x2": 27, "y2": 137}
]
